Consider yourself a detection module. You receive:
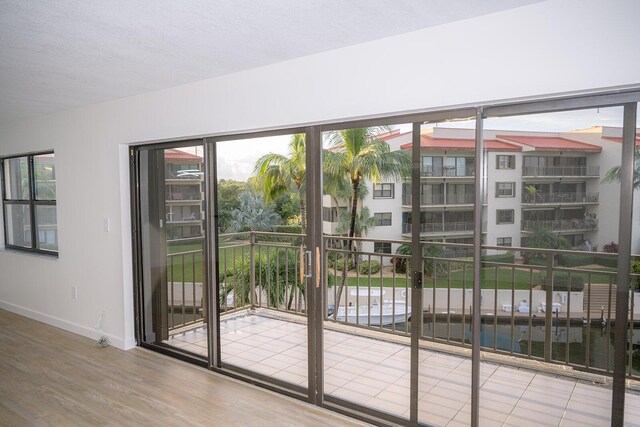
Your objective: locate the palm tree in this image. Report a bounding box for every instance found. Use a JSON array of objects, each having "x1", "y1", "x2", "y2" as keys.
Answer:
[
  {"x1": 228, "y1": 191, "x2": 281, "y2": 232},
  {"x1": 602, "y1": 147, "x2": 640, "y2": 190},
  {"x1": 254, "y1": 134, "x2": 307, "y2": 233},
  {"x1": 324, "y1": 127, "x2": 411, "y2": 309}
]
